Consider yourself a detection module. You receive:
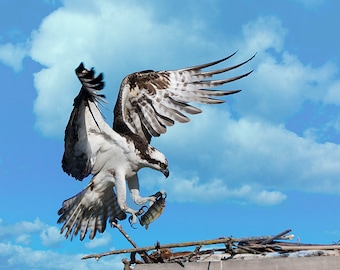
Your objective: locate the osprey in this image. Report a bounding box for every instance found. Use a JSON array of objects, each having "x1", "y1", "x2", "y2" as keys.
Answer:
[{"x1": 58, "y1": 52, "x2": 254, "y2": 240}]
